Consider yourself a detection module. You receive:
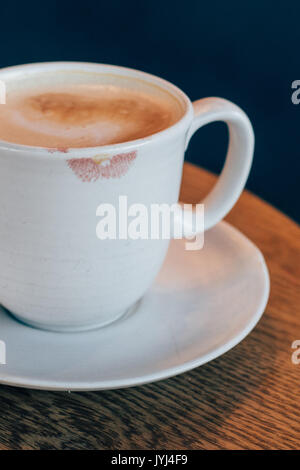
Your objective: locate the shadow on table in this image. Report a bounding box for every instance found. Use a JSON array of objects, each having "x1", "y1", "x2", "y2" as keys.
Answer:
[{"x1": 0, "y1": 310, "x2": 277, "y2": 450}]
